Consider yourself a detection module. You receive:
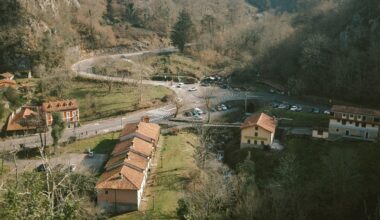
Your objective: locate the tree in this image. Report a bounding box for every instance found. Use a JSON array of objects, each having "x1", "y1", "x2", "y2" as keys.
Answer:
[
  {"x1": 176, "y1": 198, "x2": 190, "y2": 220},
  {"x1": 51, "y1": 112, "x2": 65, "y2": 153},
  {"x1": 171, "y1": 10, "x2": 194, "y2": 52}
]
